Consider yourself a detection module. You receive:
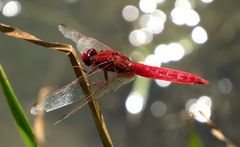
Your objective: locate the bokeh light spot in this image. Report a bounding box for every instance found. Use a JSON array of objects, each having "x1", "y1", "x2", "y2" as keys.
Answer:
[
  {"x1": 155, "y1": 80, "x2": 171, "y2": 87},
  {"x1": 191, "y1": 26, "x2": 208, "y2": 44},
  {"x1": 175, "y1": 0, "x2": 192, "y2": 9},
  {"x1": 139, "y1": 0, "x2": 157, "y2": 13},
  {"x1": 171, "y1": 8, "x2": 200, "y2": 26},
  {"x1": 201, "y1": 0, "x2": 214, "y2": 3},
  {"x1": 146, "y1": 10, "x2": 166, "y2": 34},
  {"x1": 151, "y1": 101, "x2": 167, "y2": 117},
  {"x1": 179, "y1": 39, "x2": 194, "y2": 55},
  {"x1": 154, "y1": 42, "x2": 185, "y2": 63},
  {"x1": 186, "y1": 96, "x2": 212, "y2": 123},
  {"x1": 129, "y1": 29, "x2": 153, "y2": 46},
  {"x1": 168, "y1": 43, "x2": 185, "y2": 61},
  {"x1": 122, "y1": 5, "x2": 139, "y2": 22},
  {"x1": 184, "y1": 9, "x2": 200, "y2": 26},
  {"x1": 171, "y1": 8, "x2": 185, "y2": 25},
  {"x1": 217, "y1": 78, "x2": 232, "y2": 94},
  {"x1": 2, "y1": 1, "x2": 21, "y2": 17},
  {"x1": 156, "y1": 0, "x2": 166, "y2": 4},
  {"x1": 125, "y1": 92, "x2": 144, "y2": 114},
  {"x1": 129, "y1": 30, "x2": 142, "y2": 46},
  {"x1": 154, "y1": 44, "x2": 171, "y2": 63},
  {"x1": 144, "y1": 54, "x2": 161, "y2": 67}
]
